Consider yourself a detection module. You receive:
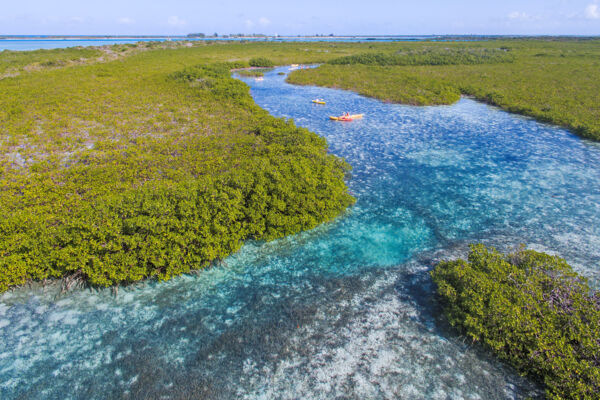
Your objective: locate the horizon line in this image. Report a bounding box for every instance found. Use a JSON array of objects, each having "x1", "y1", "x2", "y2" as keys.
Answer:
[{"x1": 2, "y1": 34, "x2": 600, "y2": 38}]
